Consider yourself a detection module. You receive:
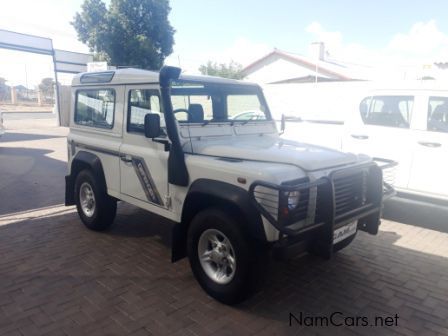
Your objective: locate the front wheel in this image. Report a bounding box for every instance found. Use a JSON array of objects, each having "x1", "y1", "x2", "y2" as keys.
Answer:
[{"x1": 187, "y1": 208, "x2": 267, "y2": 305}]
